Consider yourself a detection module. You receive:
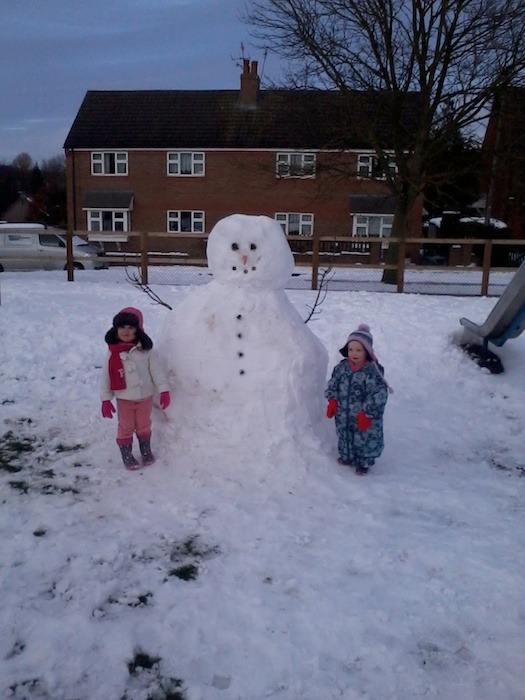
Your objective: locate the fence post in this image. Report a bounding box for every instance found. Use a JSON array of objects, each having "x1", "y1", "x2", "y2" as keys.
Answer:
[
  {"x1": 140, "y1": 231, "x2": 148, "y2": 285},
  {"x1": 66, "y1": 230, "x2": 74, "y2": 281},
  {"x1": 311, "y1": 232, "x2": 320, "y2": 291},
  {"x1": 396, "y1": 237, "x2": 406, "y2": 293},
  {"x1": 481, "y1": 240, "x2": 492, "y2": 295}
]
